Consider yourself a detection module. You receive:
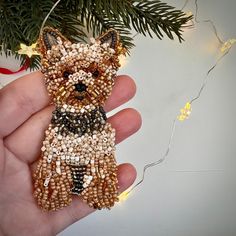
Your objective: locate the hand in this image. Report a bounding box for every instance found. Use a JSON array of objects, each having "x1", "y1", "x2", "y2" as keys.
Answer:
[{"x1": 0, "y1": 71, "x2": 141, "y2": 236}]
